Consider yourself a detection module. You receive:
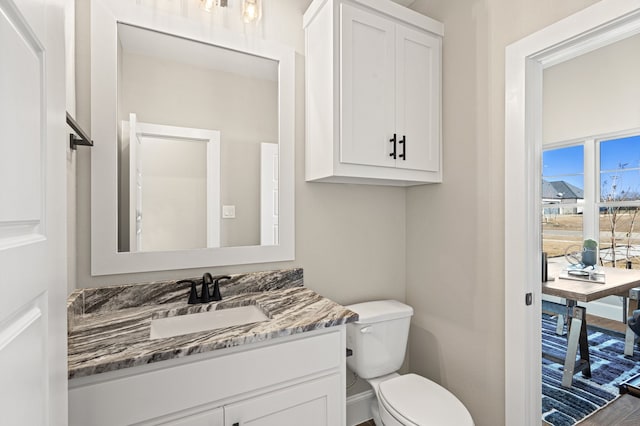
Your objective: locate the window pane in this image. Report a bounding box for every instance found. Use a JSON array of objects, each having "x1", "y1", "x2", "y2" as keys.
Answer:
[
  {"x1": 599, "y1": 206, "x2": 640, "y2": 268},
  {"x1": 543, "y1": 145, "x2": 584, "y2": 178},
  {"x1": 599, "y1": 135, "x2": 640, "y2": 267},
  {"x1": 542, "y1": 145, "x2": 584, "y2": 258},
  {"x1": 600, "y1": 135, "x2": 640, "y2": 202},
  {"x1": 543, "y1": 213, "x2": 583, "y2": 260}
]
